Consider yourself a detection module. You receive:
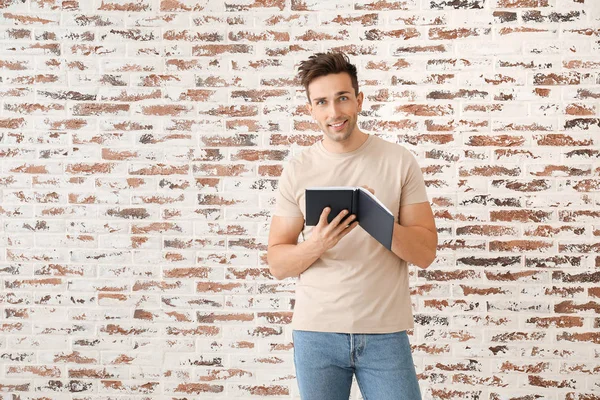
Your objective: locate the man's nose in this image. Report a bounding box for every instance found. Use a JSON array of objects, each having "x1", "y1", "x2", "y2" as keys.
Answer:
[{"x1": 328, "y1": 102, "x2": 342, "y2": 119}]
